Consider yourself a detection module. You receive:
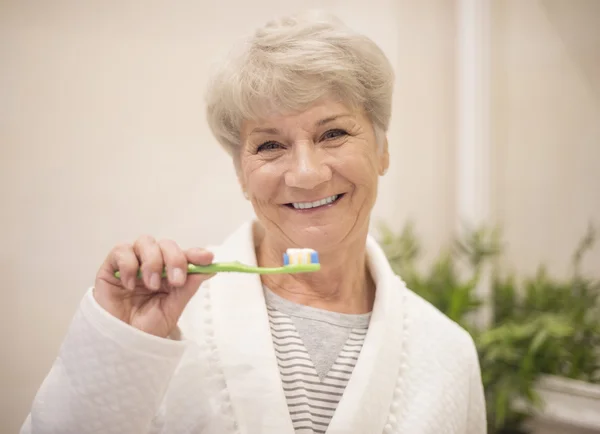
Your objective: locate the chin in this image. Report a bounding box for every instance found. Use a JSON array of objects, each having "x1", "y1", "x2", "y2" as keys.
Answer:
[{"x1": 284, "y1": 223, "x2": 354, "y2": 253}]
